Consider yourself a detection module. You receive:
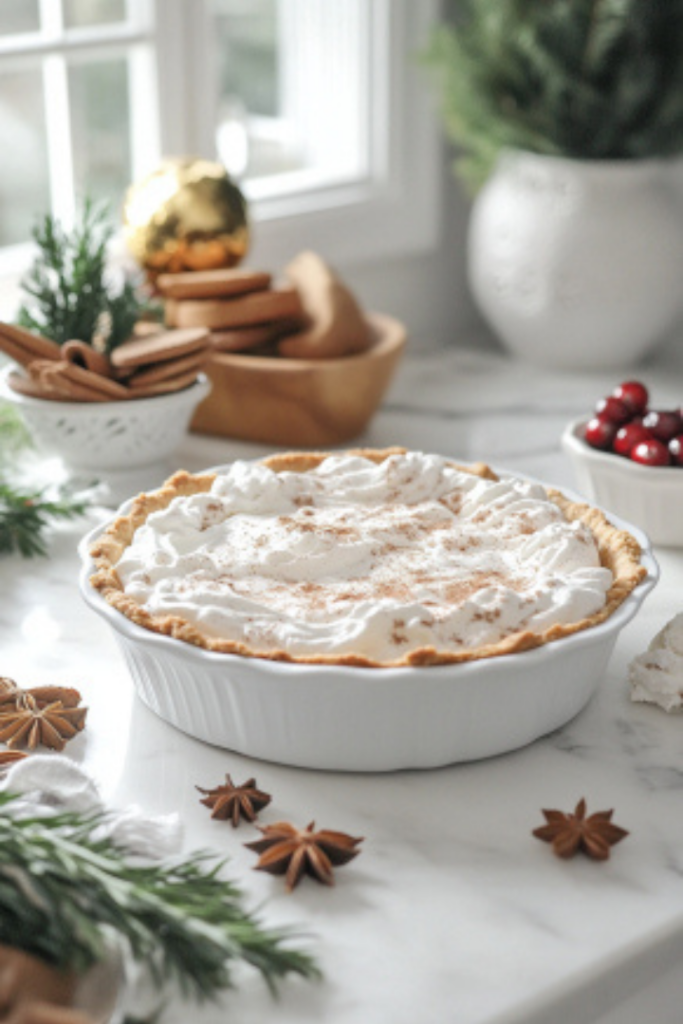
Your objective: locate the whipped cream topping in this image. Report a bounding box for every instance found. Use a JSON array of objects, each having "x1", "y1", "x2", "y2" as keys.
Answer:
[
  {"x1": 630, "y1": 613, "x2": 683, "y2": 712},
  {"x1": 115, "y1": 452, "x2": 613, "y2": 662}
]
